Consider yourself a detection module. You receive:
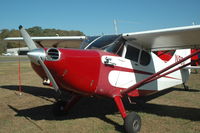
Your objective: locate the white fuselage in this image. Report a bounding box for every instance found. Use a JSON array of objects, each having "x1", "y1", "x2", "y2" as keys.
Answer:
[{"x1": 102, "y1": 48, "x2": 191, "y2": 91}]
